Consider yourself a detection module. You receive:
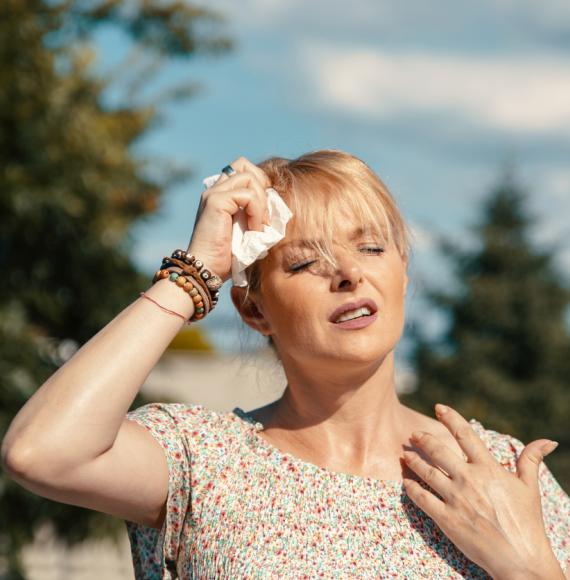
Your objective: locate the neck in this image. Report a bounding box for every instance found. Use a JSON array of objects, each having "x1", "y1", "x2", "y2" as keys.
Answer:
[{"x1": 265, "y1": 351, "x2": 412, "y2": 472}]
